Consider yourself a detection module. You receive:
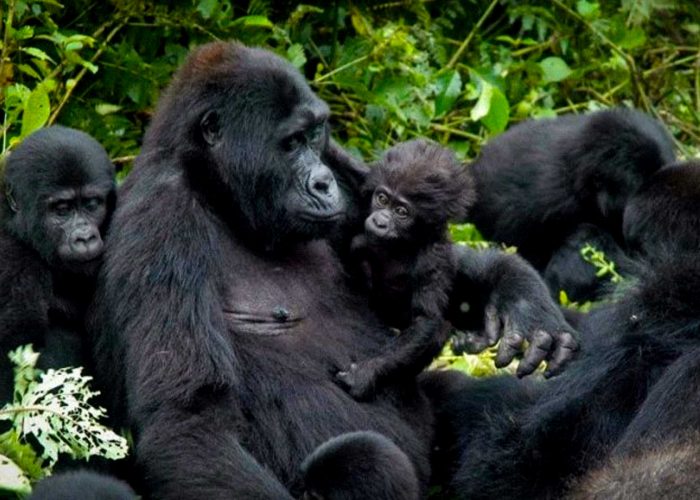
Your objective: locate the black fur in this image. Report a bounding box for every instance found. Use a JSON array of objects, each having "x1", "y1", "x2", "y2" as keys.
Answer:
[
  {"x1": 298, "y1": 431, "x2": 420, "y2": 500},
  {"x1": 90, "y1": 41, "x2": 579, "y2": 498},
  {"x1": 29, "y1": 470, "x2": 136, "y2": 500},
  {"x1": 448, "y1": 255, "x2": 700, "y2": 499},
  {"x1": 623, "y1": 160, "x2": 700, "y2": 262},
  {"x1": 337, "y1": 139, "x2": 473, "y2": 399},
  {"x1": 0, "y1": 126, "x2": 115, "y2": 401},
  {"x1": 469, "y1": 108, "x2": 674, "y2": 300}
]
